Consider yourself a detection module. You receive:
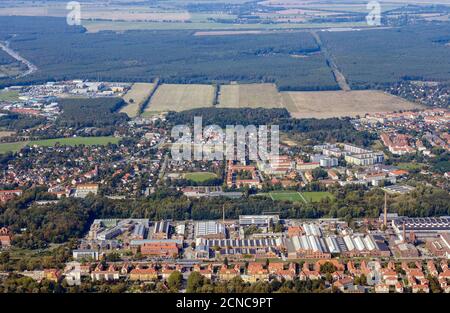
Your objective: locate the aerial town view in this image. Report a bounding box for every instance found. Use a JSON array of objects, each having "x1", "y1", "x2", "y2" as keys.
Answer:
[{"x1": 0, "y1": 0, "x2": 449, "y2": 310}]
